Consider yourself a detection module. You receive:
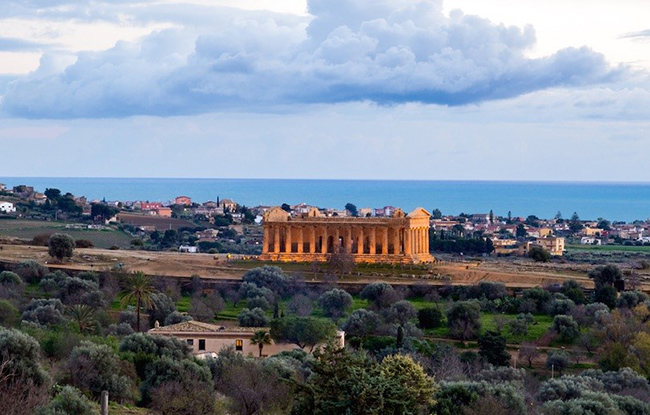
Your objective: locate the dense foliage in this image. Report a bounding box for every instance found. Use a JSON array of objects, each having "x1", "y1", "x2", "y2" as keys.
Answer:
[{"x1": 0, "y1": 262, "x2": 649, "y2": 414}]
